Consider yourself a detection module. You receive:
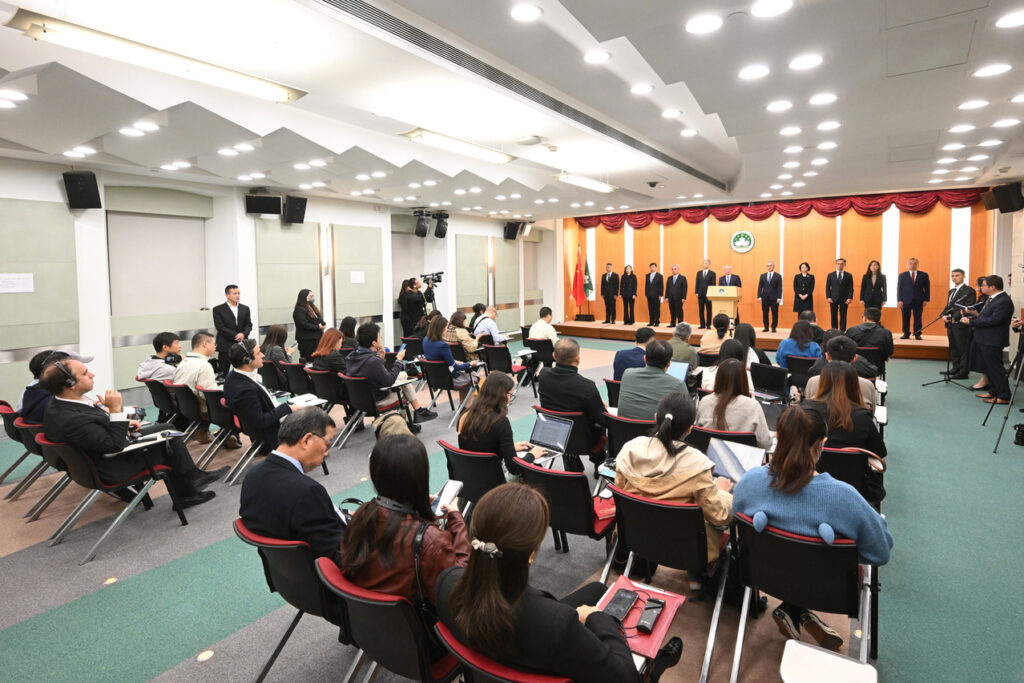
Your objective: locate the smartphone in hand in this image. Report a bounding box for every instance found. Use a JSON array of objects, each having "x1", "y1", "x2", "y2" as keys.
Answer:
[{"x1": 432, "y1": 479, "x2": 464, "y2": 515}]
